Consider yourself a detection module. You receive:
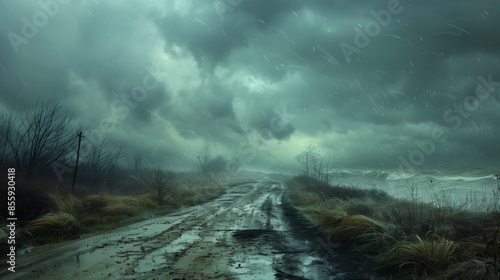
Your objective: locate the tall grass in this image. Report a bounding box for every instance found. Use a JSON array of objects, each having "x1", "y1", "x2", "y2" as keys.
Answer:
[
  {"x1": 22, "y1": 212, "x2": 81, "y2": 242},
  {"x1": 378, "y1": 234, "x2": 457, "y2": 276},
  {"x1": 10, "y1": 171, "x2": 245, "y2": 248},
  {"x1": 287, "y1": 176, "x2": 500, "y2": 279}
]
